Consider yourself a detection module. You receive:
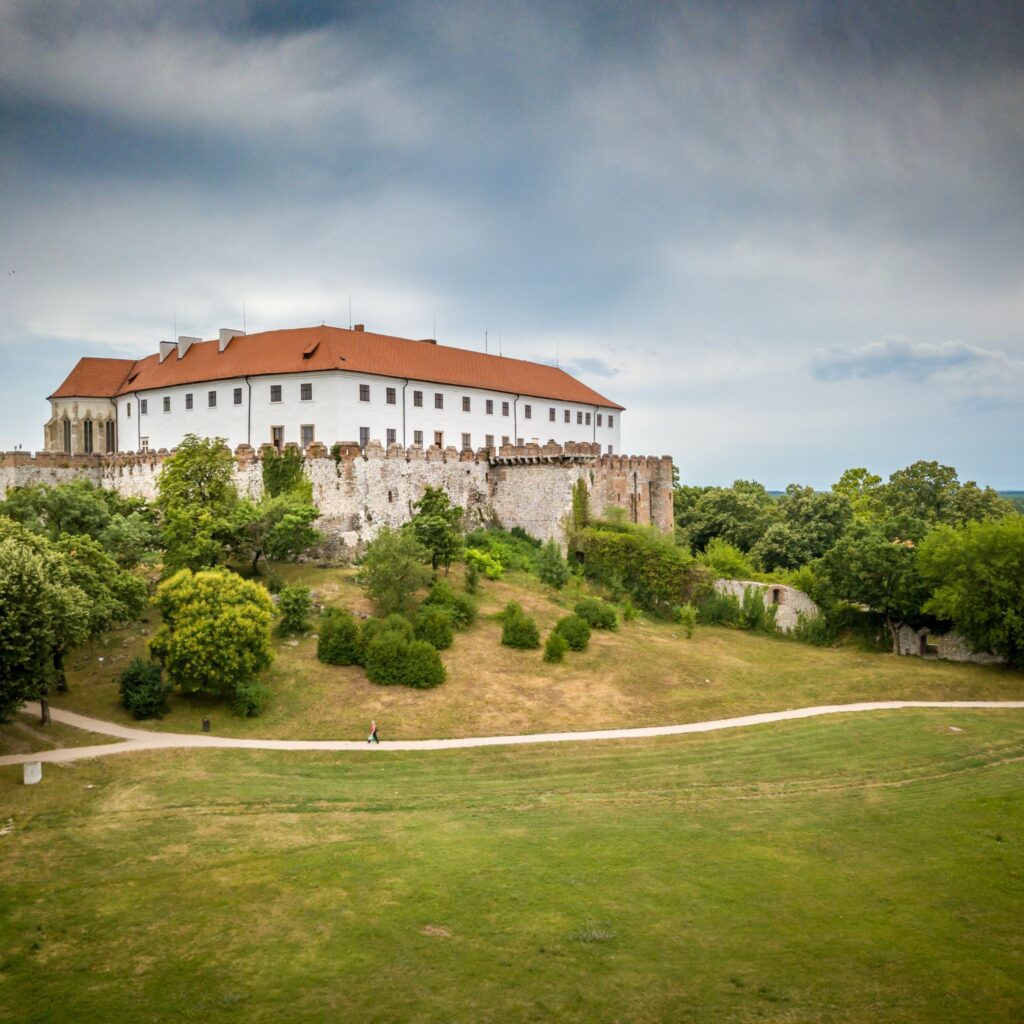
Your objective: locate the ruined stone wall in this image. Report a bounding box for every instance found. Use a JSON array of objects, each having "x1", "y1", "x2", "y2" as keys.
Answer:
[
  {"x1": 896, "y1": 624, "x2": 1006, "y2": 666},
  {"x1": 0, "y1": 441, "x2": 675, "y2": 548},
  {"x1": 713, "y1": 578, "x2": 820, "y2": 633}
]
